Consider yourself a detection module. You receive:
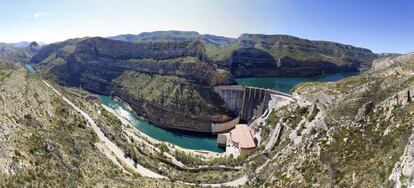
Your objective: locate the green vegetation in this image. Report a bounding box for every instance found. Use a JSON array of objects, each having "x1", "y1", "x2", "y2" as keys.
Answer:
[
  {"x1": 207, "y1": 154, "x2": 249, "y2": 166},
  {"x1": 113, "y1": 71, "x2": 228, "y2": 115},
  {"x1": 0, "y1": 61, "x2": 12, "y2": 81},
  {"x1": 235, "y1": 34, "x2": 376, "y2": 66},
  {"x1": 174, "y1": 150, "x2": 203, "y2": 166},
  {"x1": 127, "y1": 56, "x2": 202, "y2": 64},
  {"x1": 111, "y1": 31, "x2": 377, "y2": 66},
  {"x1": 265, "y1": 105, "x2": 309, "y2": 130},
  {"x1": 320, "y1": 103, "x2": 413, "y2": 187},
  {"x1": 259, "y1": 53, "x2": 414, "y2": 187},
  {"x1": 158, "y1": 143, "x2": 170, "y2": 153},
  {"x1": 0, "y1": 69, "x2": 178, "y2": 187},
  {"x1": 307, "y1": 105, "x2": 319, "y2": 122}
]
